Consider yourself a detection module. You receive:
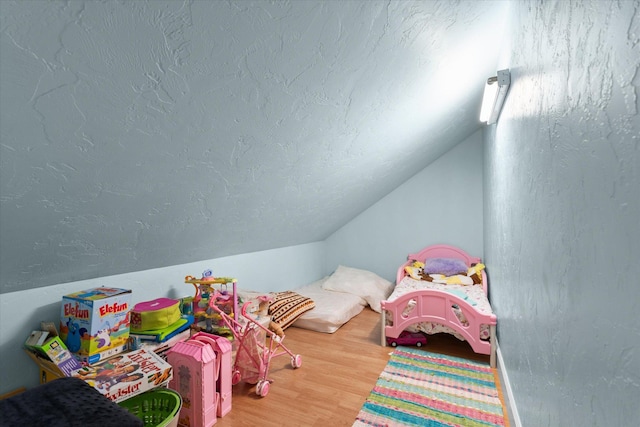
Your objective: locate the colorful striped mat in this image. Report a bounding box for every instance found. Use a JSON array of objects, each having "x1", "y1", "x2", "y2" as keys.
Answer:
[{"x1": 353, "y1": 347, "x2": 509, "y2": 427}]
